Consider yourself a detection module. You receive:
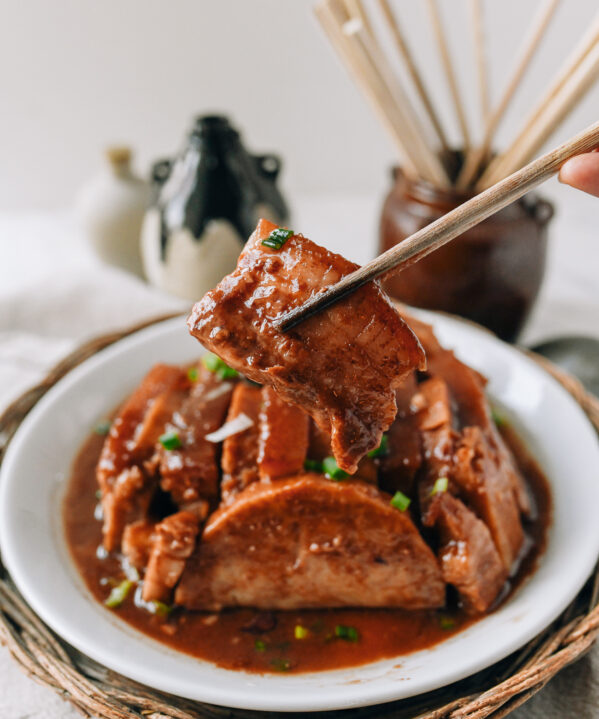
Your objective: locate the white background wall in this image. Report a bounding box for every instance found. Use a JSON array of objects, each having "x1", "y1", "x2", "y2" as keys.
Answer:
[{"x1": 1, "y1": 0, "x2": 598, "y2": 210}]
